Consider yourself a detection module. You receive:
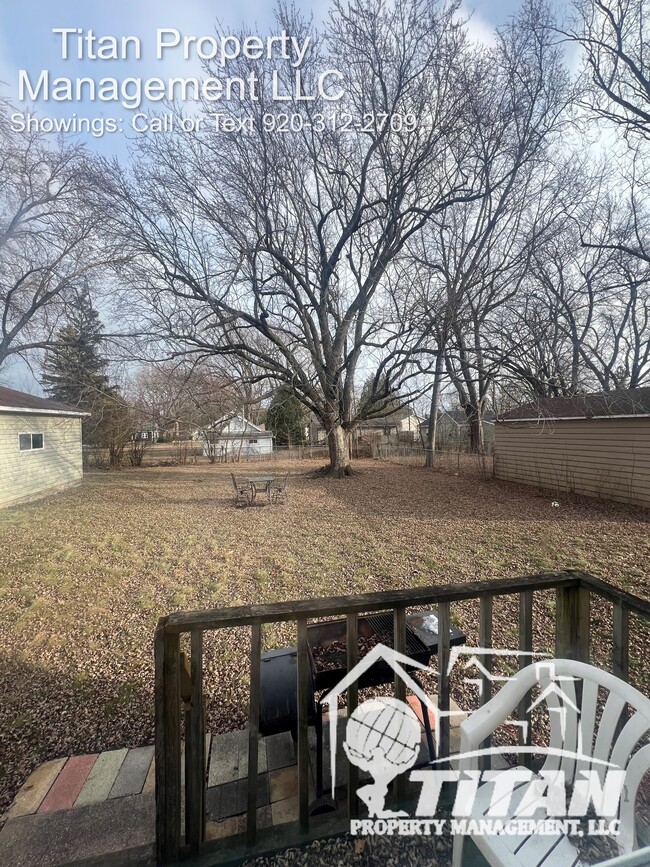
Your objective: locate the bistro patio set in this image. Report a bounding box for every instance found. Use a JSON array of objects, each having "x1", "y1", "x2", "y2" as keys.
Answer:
[{"x1": 231, "y1": 472, "x2": 289, "y2": 507}]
